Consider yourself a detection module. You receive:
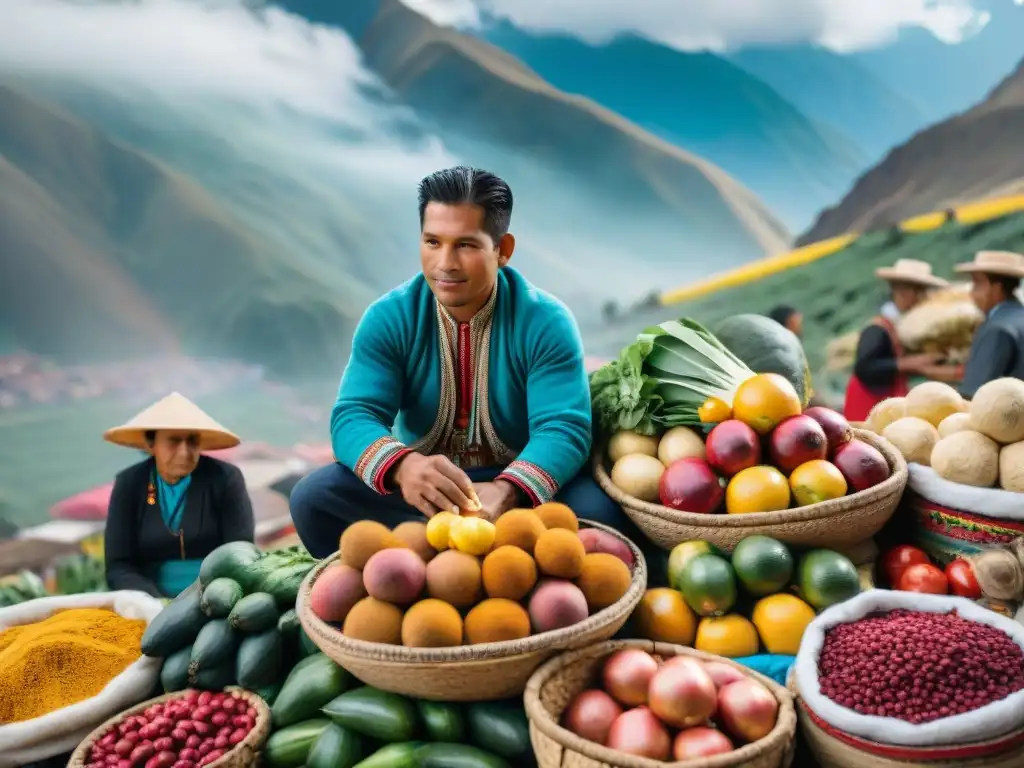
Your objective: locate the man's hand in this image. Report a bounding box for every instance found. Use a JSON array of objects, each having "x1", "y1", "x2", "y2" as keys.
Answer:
[
  {"x1": 473, "y1": 480, "x2": 522, "y2": 522},
  {"x1": 898, "y1": 353, "x2": 943, "y2": 374},
  {"x1": 918, "y1": 364, "x2": 963, "y2": 383},
  {"x1": 393, "y1": 453, "x2": 474, "y2": 518}
]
